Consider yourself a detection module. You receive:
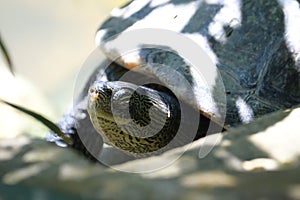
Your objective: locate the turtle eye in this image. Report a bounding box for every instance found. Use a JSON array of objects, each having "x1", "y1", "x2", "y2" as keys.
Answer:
[
  {"x1": 110, "y1": 89, "x2": 133, "y2": 122},
  {"x1": 112, "y1": 89, "x2": 132, "y2": 104}
]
